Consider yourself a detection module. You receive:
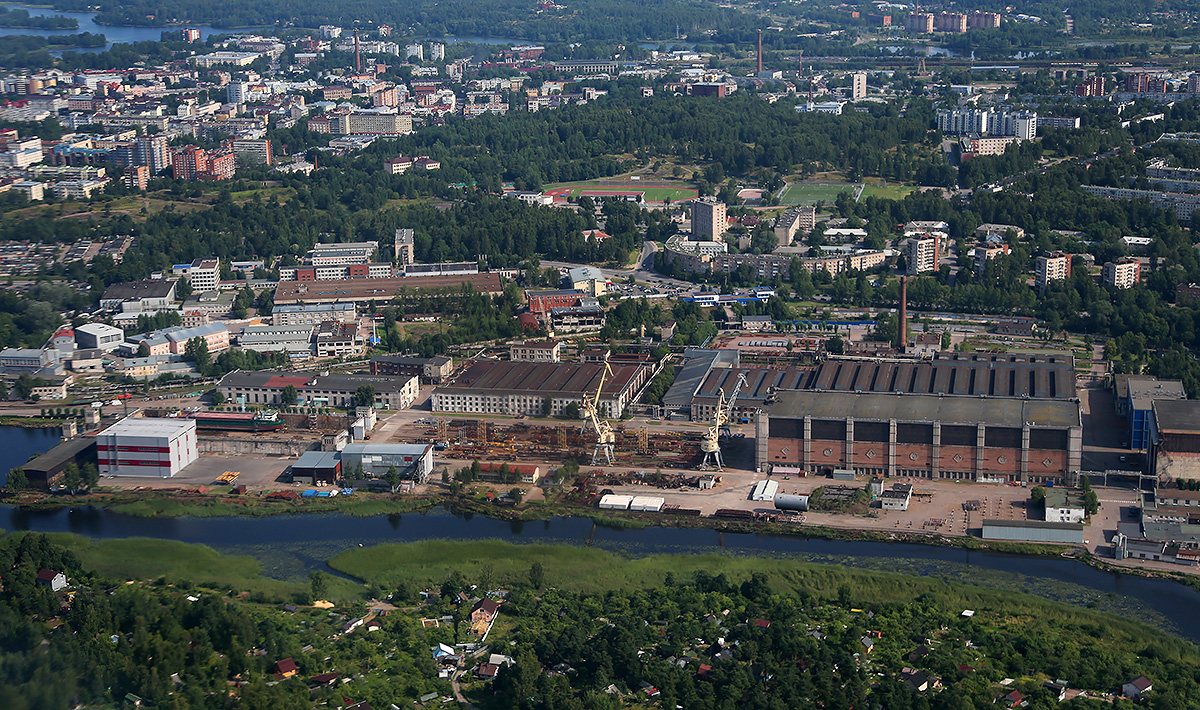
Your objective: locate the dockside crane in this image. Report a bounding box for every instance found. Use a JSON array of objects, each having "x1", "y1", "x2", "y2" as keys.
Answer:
[
  {"x1": 700, "y1": 372, "x2": 747, "y2": 470},
  {"x1": 581, "y1": 362, "x2": 616, "y2": 466}
]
